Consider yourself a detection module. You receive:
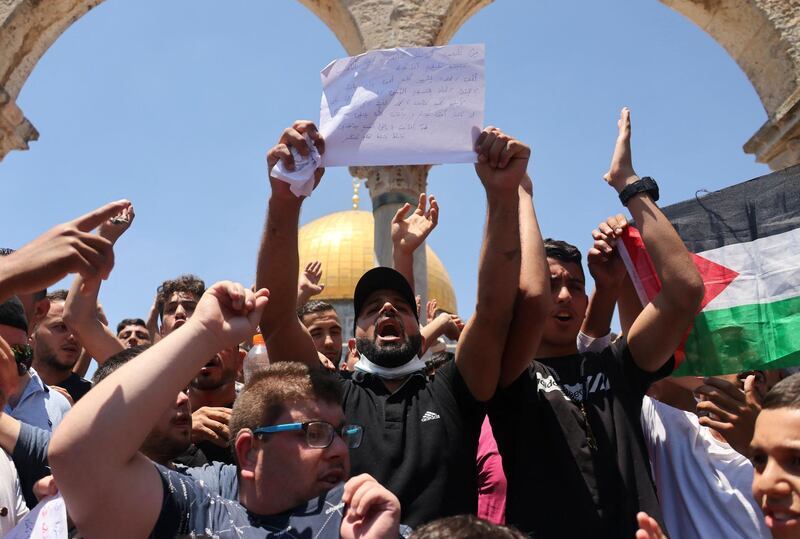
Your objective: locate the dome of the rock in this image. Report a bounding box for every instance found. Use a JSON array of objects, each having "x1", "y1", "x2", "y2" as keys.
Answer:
[{"x1": 298, "y1": 210, "x2": 457, "y2": 315}]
